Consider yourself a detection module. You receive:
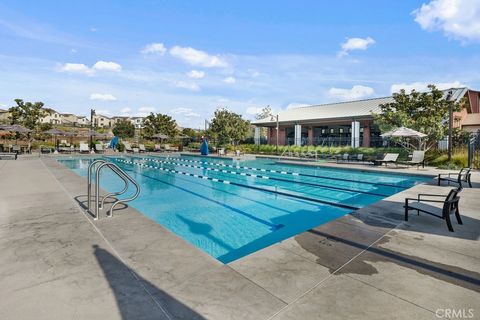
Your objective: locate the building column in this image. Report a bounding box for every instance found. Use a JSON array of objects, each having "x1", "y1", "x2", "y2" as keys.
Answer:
[
  {"x1": 362, "y1": 123, "x2": 371, "y2": 147},
  {"x1": 308, "y1": 127, "x2": 313, "y2": 145},
  {"x1": 351, "y1": 121, "x2": 360, "y2": 148},
  {"x1": 278, "y1": 127, "x2": 286, "y2": 145},
  {"x1": 254, "y1": 126, "x2": 261, "y2": 145},
  {"x1": 294, "y1": 124, "x2": 302, "y2": 146}
]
